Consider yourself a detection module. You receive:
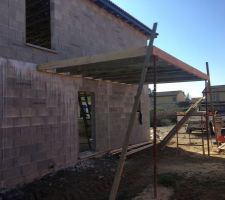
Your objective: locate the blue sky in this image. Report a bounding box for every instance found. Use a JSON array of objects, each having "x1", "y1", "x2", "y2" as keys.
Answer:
[{"x1": 111, "y1": 0, "x2": 225, "y2": 98}]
